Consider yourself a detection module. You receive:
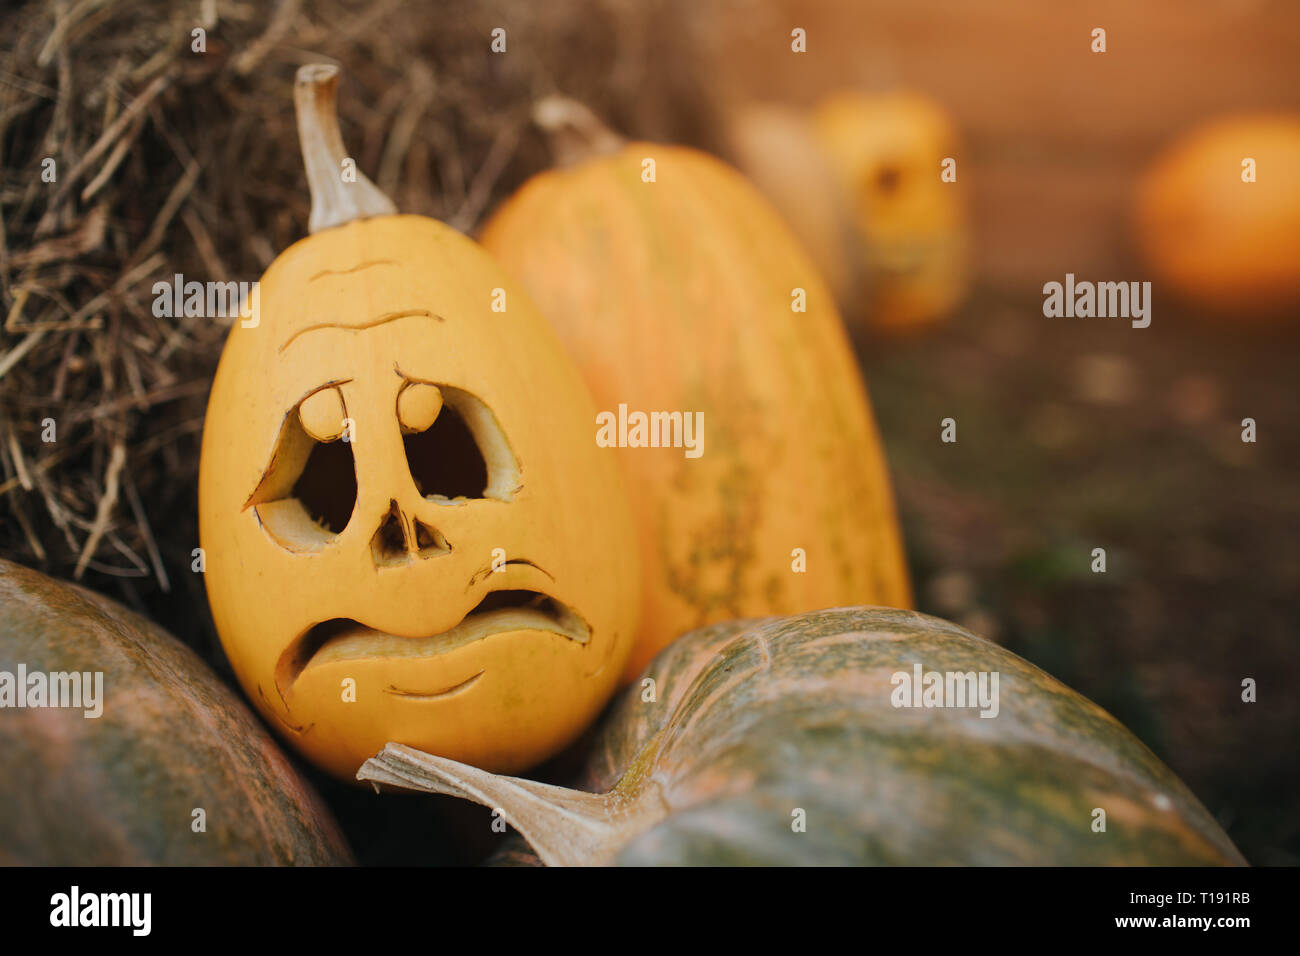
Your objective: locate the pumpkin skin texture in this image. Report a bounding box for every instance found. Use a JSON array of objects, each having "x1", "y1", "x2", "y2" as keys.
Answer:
[
  {"x1": 480, "y1": 145, "x2": 911, "y2": 681},
  {"x1": 362, "y1": 607, "x2": 1244, "y2": 866},
  {"x1": 810, "y1": 91, "x2": 971, "y2": 333},
  {"x1": 199, "y1": 214, "x2": 640, "y2": 782},
  {"x1": 0, "y1": 558, "x2": 352, "y2": 865},
  {"x1": 1134, "y1": 113, "x2": 1300, "y2": 316}
]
